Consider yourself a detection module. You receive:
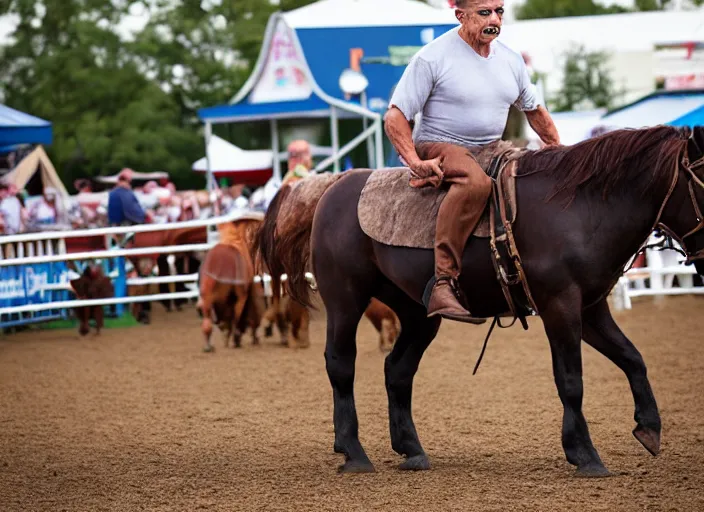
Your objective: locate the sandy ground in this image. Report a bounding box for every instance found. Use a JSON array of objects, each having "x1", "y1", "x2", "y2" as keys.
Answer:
[{"x1": 1, "y1": 295, "x2": 703, "y2": 511}]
